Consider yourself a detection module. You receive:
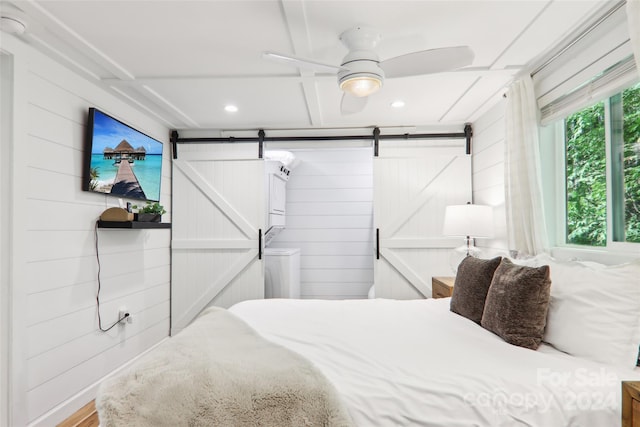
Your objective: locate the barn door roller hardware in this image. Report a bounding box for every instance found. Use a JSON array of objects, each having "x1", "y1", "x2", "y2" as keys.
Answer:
[
  {"x1": 373, "y1": 127, "x2": 380, "y2": 157},
  {"x1": 171, "y1": 130, "x2": 179, "y2": 159},
  {"x1": 170, "y1": 125, "x2": 472, "y2": 159},
  {"x1": 464, "y1": 123, "x2": 472, "y2": 155},
  {"x1": 373, "y1": 124, "x2": 472, "y2": 157},
  {"x1": 258, "y1": 129, "x2": 265, "y2": 159}
]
